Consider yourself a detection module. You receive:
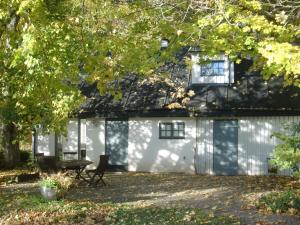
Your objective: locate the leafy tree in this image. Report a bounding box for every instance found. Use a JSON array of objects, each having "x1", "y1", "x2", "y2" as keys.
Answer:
[
  {"x1": 271, "y1": 123, "x2": 300, "y2": 177},
  {"x1": 1, "y1": 0, "x2": 300, "y2": 168},
  {"x1": 0, "y1": 0, "x2": 165, "y2": 168},
  {"x1": 154, "y1": 0, "x2": 300, "y2": 85}
]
